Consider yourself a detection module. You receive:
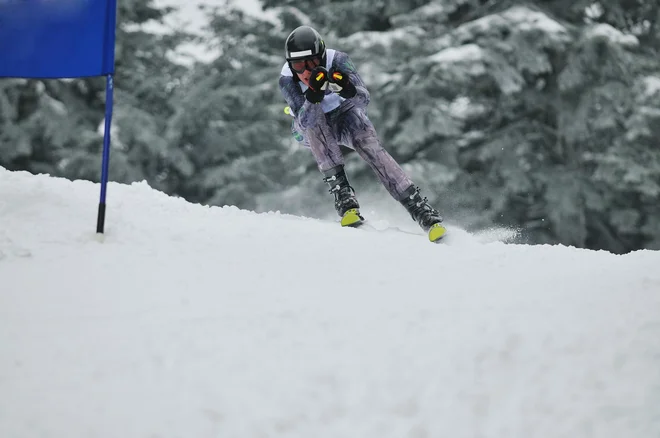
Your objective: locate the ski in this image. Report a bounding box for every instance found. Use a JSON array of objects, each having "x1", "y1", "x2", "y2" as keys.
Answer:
[
  {"x1": 340, "y1": 208, "x2": 364, "y2": 227},
  {"x1": 428, "y1": 222, "x2": 447, "y2": 243},
  {"x1": 339, "y1": 212, "x2": 447, "y2": 243}
]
